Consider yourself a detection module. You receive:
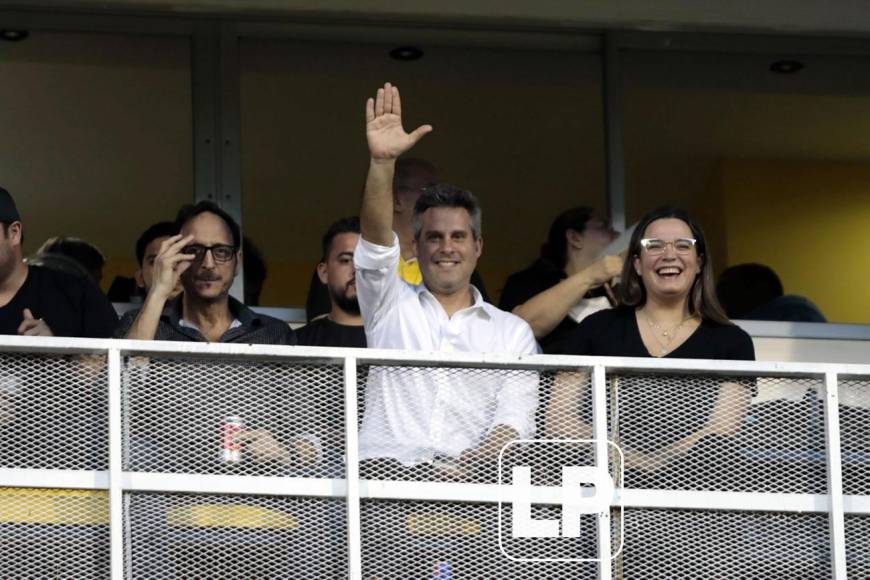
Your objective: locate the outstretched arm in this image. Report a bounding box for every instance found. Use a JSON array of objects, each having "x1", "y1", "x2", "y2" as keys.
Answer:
[{"x1": 360, "y1": 82, "x2": 432, "y2": 247}]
